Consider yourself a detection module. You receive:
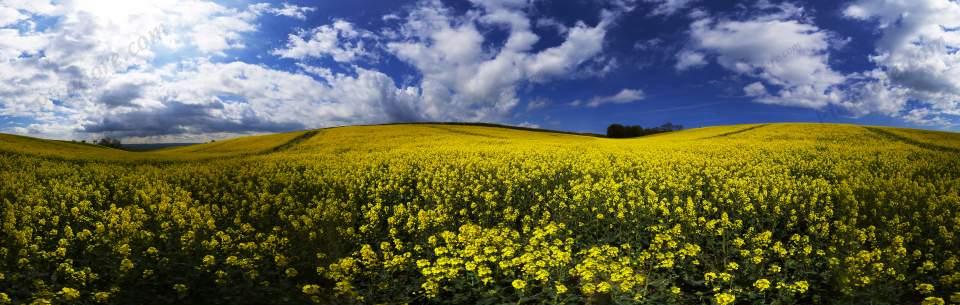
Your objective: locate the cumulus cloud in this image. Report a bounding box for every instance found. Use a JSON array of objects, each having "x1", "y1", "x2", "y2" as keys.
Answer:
[
  {"x1": 0, "y1": 0, "x2": 378, "y2": 138},
  {"x1": 82, "y1": 60, "x2": 422, "y2": 139},
  {"x1": 842, "y1": 0, "x2": 960, "y2": 125},
  {"x1": 668, "y1": 0, "x2": 958, "y2": 127},
  {"x1": 674, "y1": 50, "x2": 706, "y2": 71},
  {"x1": 83, "y1": 101, "x2": 305, "y2": 137},
  {"x1": 743, "y1": 82, "x2": 767, "y2": 97},
  {"x1": 0, "y1": 0, "x2": 653, "y2": 140},
  {"x1": 680, "y1": 1, "x2": 846, "y2": 109},
  {"x1": 272, "y1": 20, "x2": 375, "y2": 62},
  {"x1": 0, "y1": 6, "x2": 26, "y2": 27},
  {"x1": 382, "y1": 0, "x2": 625, "y2": 121},
  {"x1": 584, "y1": 88, "x2": 646, "y2": 107}
]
